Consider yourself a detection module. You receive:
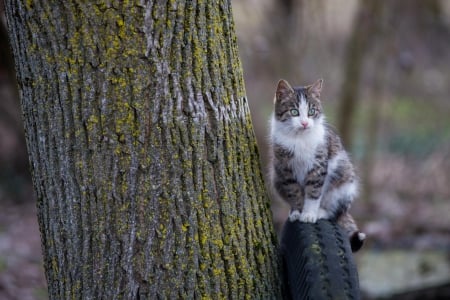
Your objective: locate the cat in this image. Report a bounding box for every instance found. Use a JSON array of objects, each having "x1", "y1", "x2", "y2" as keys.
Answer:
[{"x1": 269, "y1": 78, "x2": 365, "y2": 252}]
